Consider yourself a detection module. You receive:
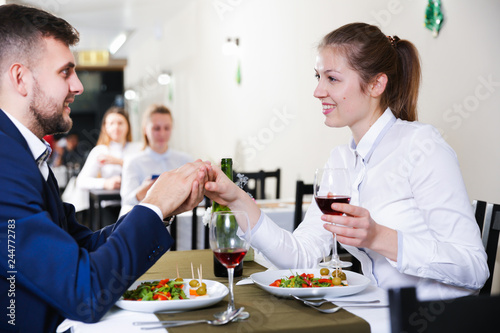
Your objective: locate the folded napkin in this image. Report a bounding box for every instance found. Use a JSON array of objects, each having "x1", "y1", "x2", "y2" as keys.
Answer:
[{"x1": 56, "y1": 307, "x2": 159, "y2": 333}]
